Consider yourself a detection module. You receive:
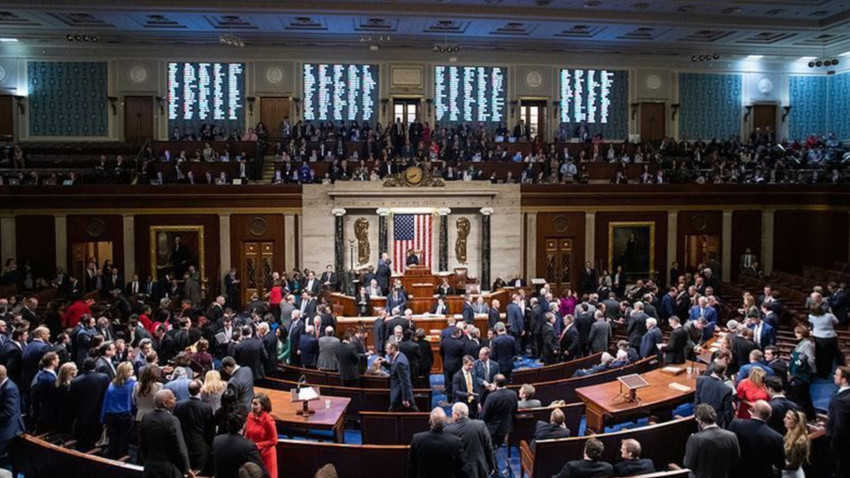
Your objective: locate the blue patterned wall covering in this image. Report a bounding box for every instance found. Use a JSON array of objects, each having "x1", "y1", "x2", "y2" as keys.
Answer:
[
  {"x1": 788, "y1": 76, "x2": 828, "y2": 141},
  {"x1": 27, "y1": 61, "x2": 108, "y2": 137},
  {"x1": 679, "y1": 73, "x2": 742, "y2": 140},
  {"x1": 828, "y1": 72, "x2": 850, "y2": 140}
]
